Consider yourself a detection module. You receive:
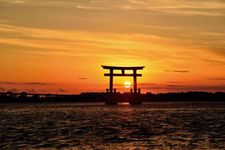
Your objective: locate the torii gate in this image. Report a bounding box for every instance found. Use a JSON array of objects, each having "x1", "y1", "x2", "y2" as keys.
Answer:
[{"x1": 102, "y1": 65, "x2": 145, "y2": 94}]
